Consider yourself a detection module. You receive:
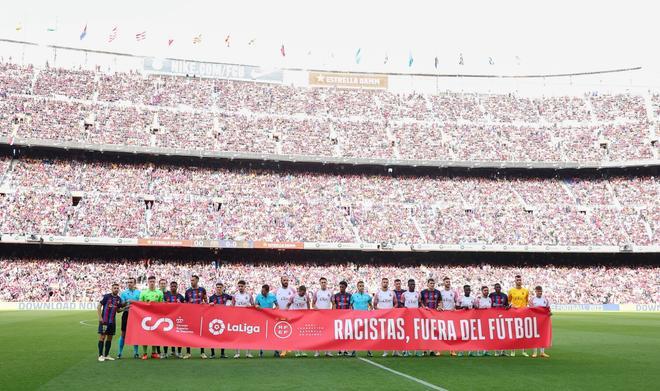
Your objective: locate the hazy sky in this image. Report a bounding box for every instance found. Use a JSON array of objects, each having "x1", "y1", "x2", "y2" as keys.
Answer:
[{"x1": 0, "y1": 0, "x2": 657, "y2": 76}]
